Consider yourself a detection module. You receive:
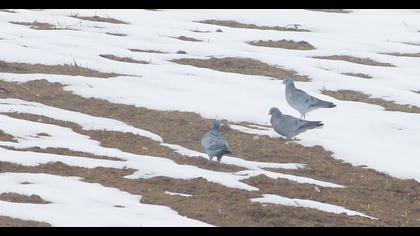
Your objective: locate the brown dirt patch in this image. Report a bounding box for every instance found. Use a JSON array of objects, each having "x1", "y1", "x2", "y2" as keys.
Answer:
[
  {"x1": 249, "y1": 40, "x2": 316, "y2": 50},
  {"x1": 106, "y1": 32, "x2": 127, "y2": 37},
  {"x1": 0, "y1": 216, "x2": 50, "y2": 227},
  {"x1": 197, "y1": 20, "x2": 310, "y2": 32},
  {"x1": 72, "y1": 15, "x2": 128, "y2": 24},
  {"x1": 322, "y1": 90, "x2": 420, "y2": 114},
  {"x1": 305, "y1": 9, "x2": 351, "y2": 13},
  {"x1": 171, "y1": 57, "x2": 310, "y2": 81},
  {"x1": 173, "y1": 36, "x2": 202, "y2": 42},
  {"x1": 129, "y1": 49, "x2": 168, "y2": 54},
  {"x1": 342, "y1": 73, "x2": 372, "y2": 79},
  {"x1": 0, "y1": 60, "x2": 119, "y2": 78},
  {"x1": 1, "y1": 79, "x2": 420, "y2": 225},
  {"x1": 100, "y1": 54, "x2": 150, "y2": 64},
  {"x1": 313, "y1": 55, "x2": 395, "y2": 67},
  {"x1": 0, "y1": 193, "x2": 50, "y2": 204}
]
